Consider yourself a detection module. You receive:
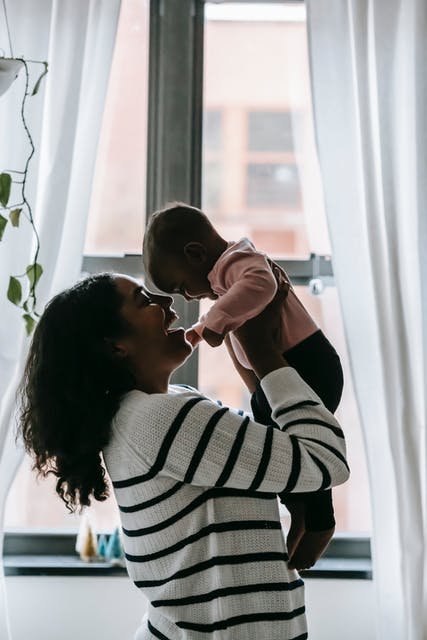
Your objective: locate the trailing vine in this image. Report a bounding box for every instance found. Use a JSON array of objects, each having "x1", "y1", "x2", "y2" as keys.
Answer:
[{"x1": 0, "y1": 58, "x2": 48, "y2": 334}]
